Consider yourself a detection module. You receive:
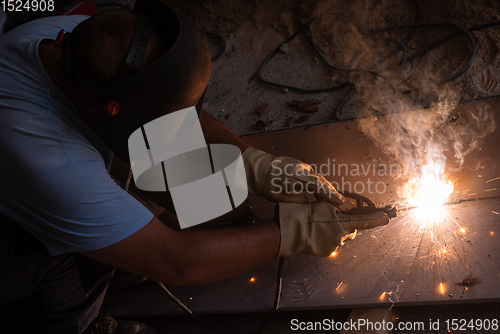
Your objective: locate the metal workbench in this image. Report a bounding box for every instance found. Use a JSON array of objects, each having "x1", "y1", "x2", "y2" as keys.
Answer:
[{"x1": 105, "y1": 98, "x2": 500, "y2": 317}]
